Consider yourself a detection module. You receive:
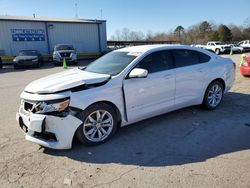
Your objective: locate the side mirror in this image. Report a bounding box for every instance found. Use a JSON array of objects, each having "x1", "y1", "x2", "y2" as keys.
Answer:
[{"x1": 129, "y1": 68, "x2": 148, "y2": 78}]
